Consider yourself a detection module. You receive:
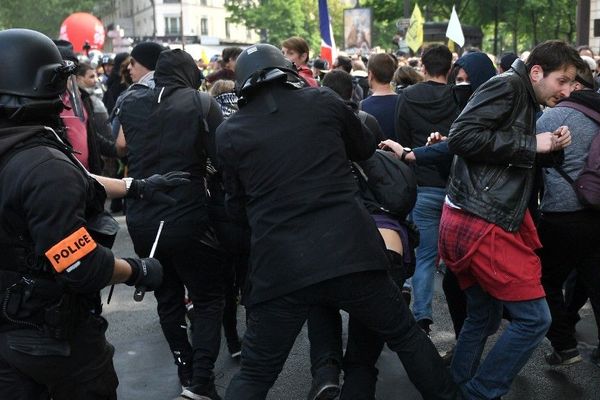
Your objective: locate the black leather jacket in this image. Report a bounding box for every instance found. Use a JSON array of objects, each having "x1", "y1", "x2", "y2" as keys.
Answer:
[{"x1": 447, "y1": 59, "x2": 561, "y2": 232}]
